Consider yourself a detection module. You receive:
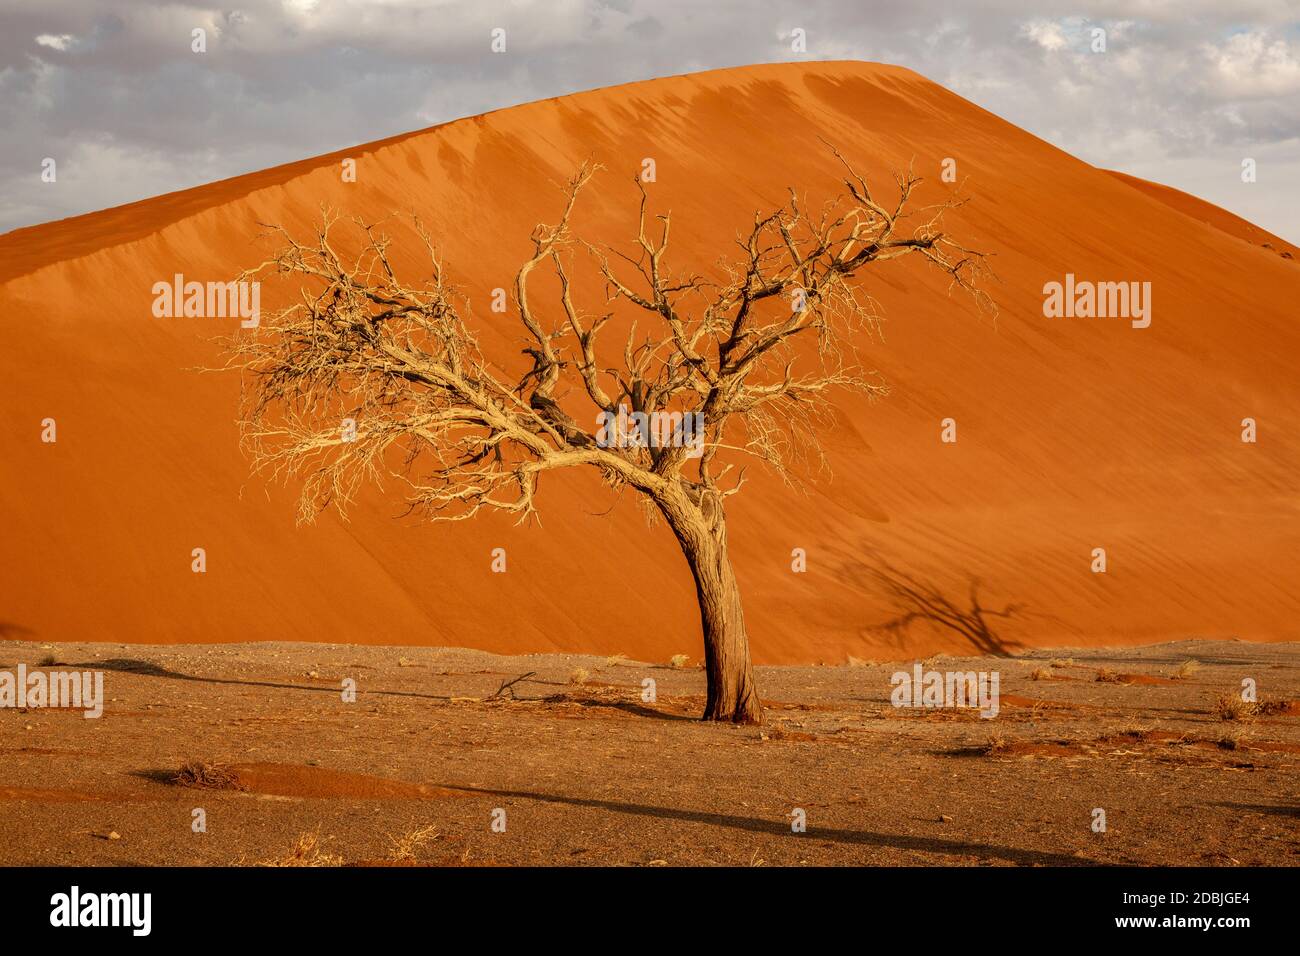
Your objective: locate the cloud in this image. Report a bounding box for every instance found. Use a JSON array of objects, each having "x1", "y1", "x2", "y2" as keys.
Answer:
[
  {"x1": 1204, "y1": 30, "x2": 1300, "y2": 98},
  {"x1": 0, "y1": 0, "x2": 1296, "y2": 240},
  {"x1": 35, "y1": 33, "x2": 74, "y2": 51},
  {"x1": 1020, "y1": 20, "x2": 1070, "y2": 52}
]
